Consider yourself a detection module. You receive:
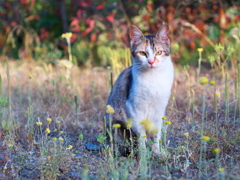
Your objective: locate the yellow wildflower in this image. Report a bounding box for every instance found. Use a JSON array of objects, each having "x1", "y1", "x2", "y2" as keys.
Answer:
[
  {"x1": 113, "y1": 123, "x2": 121, "y2": 128},
  {"x1": 218, "y1": 168, "x2": 225, "y2": 172},
  {"x1": 106, "y1": 105, "x2": 115, "y2": 113},
  {"x1": 46, "y1": 118, "x2": 52, "y2": 124},
  {"x1": 141, "y1": 135, "x2": 147, "y2": 138},
  {"x1": 162, "y1": 116, "x2": 166, "y2": 120},
  {"x1": 29, "y1": 74, "x2": 35, "y2": 79},
  {"x1": 183, "y1": 132, "x2": 189, "y2": 137},
  {"x1": 178, "y1": 178, "x2": 187, "y2": 180},
  {"x1": 67, "y1": 145, "x2": 73, "y2": 149},
  {"x1": 126, "y1": 119, "x2": 133, "y2": 129},
  {"x1": 3, "y1": 167, "x2": 7, "y2": 170},
  {"x1": 58, "y1": 137, "x2": 64, "y2": 141},
  {"x1": 45, "y1": 128, "x2": 51, "y2": 134},
  {"x1": 159, "y1": 139, "x2": 162, "y2": 142},
  {"x1": 8, "y1": 144, "x2": 14, "y2": 148},
  {"x1": 36, "y1": 122, "x2": 42, "y2": 126},
  {"x1": 60, "y1": 131, "x2": 64, "y2": 134},
  {"x1": 210, "y1": 81, "x2": 216, "y2": 85},
  {"x1": 213, "y1": 148, "x2": 221, "y2": 154},
  {"x1": 101, "y1": 175, "x2": 106, "y2": 178},
  {"x1": 54, "y1": 129, "x2": 58, "y2": 132},
  {"x1": 52, "y1": 138, "x2": 57, "y2": 141},
  {"x1": 56, "y1": 121, "x2": 61, "y2": 124},
  {"x1": 164, "y1": 121, "x2": 172, "y2": 125},
  {"x1": 140, "y1": 119, "x2": 158, "y2": 135},
  {"x1": 215, "y1": 91, "x2": 220, "y2": 97},
  {"x1": 181, "y1": 146, "x2": 185, "y2": 149},
  {"x1": 199, "y1": 77, "x2": 209, "y2": 85},
  {"x1": 61, "y1": 32, "x2": 73, "y2": 39},
  {"x1": 197, "y1": 48, "x2": 203, "y2": 52},
  {"x1": 140, "y1": 119, "x2": 153, "y2": 132},
  {"x1": 201, "y1": 136, "x2": 210, "y2": 142},
  {"x1": 48, "y1": 156, "x2": 51, "y2": 160}
]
